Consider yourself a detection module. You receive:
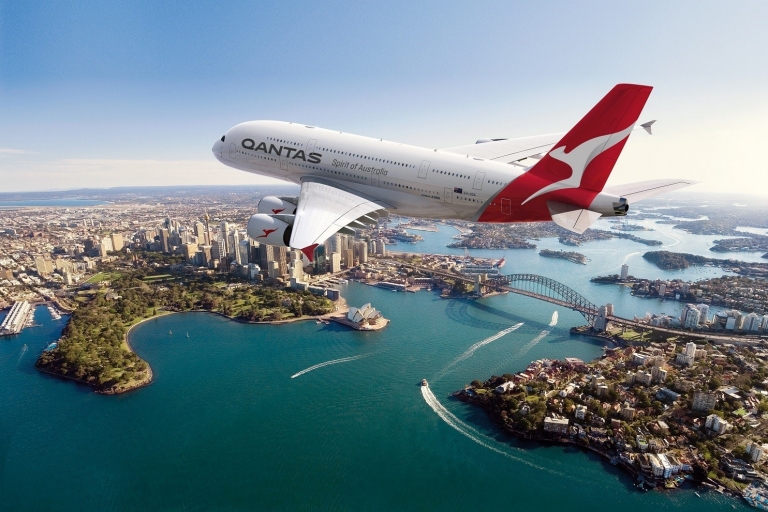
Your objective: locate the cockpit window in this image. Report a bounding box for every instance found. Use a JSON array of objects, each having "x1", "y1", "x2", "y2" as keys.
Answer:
[{"x1": 221, "y1": 135, "x2": 225, "y2": 142}]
